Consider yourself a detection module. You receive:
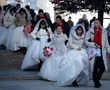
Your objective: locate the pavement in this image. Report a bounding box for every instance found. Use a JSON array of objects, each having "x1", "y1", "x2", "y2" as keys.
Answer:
[
  {"x1": 0, "y1": 80, "x2": 110, "y2": 90},
  {"x1": 0, "y1": 49, "x2": 24, "y2": 69},
  {"x1": 0, "y1": 69, "x2": 40, "y2": 80}
]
